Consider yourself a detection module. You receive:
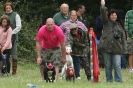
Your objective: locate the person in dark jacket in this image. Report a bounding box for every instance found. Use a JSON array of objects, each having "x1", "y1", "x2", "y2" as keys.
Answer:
[
  {"x1": 76, "y1": 5, "x2": 89, "y2": 28},
  {"x1": 124, "y1": 4, "x2": 133, "y2": 72},
  {"x1": 99, "y1": 0, "x2": 127, "y2": 82},
  {"x1": 60, "y1": 10, "x2": 91, "y2": 80}
]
